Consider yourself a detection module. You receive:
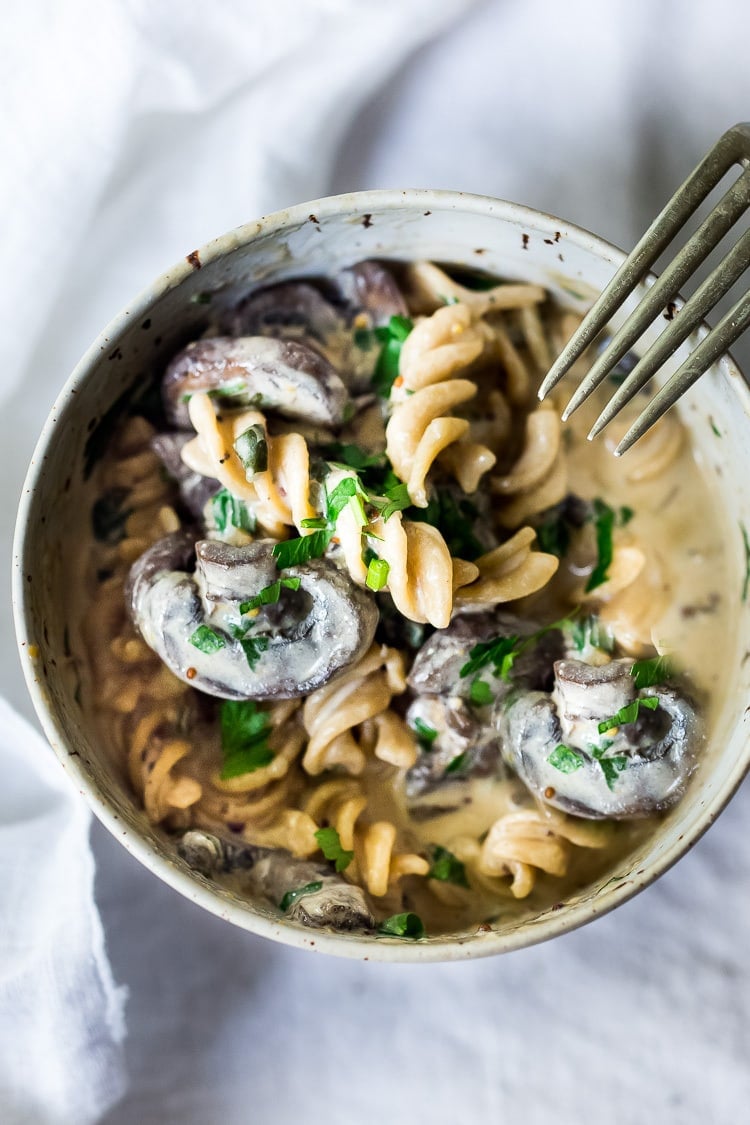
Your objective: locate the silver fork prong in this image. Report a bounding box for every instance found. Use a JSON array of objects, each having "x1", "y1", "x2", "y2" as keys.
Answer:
[
  {"x1": 615, "y1": 287, "x2": 750, "y2": 455},
  {"x1": 538, "y1": 124, "x2": 750, "y2": 401},
  {"x1": 589, "y1": 226, "x2": 750, "y2": 438},
  {"x1": 560, "y1": 170, "x2": 750, "y2": 421}
]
